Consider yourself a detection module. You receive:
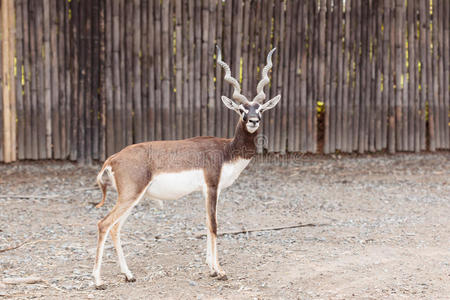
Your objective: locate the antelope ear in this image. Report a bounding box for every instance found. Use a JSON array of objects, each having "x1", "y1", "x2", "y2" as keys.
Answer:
[
  {"x1": 221, "y1": 96, "x2": 240, "y2": 113},
  {"x1": 259, "y1": 95, "x2": 281, "y2": 113}
]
